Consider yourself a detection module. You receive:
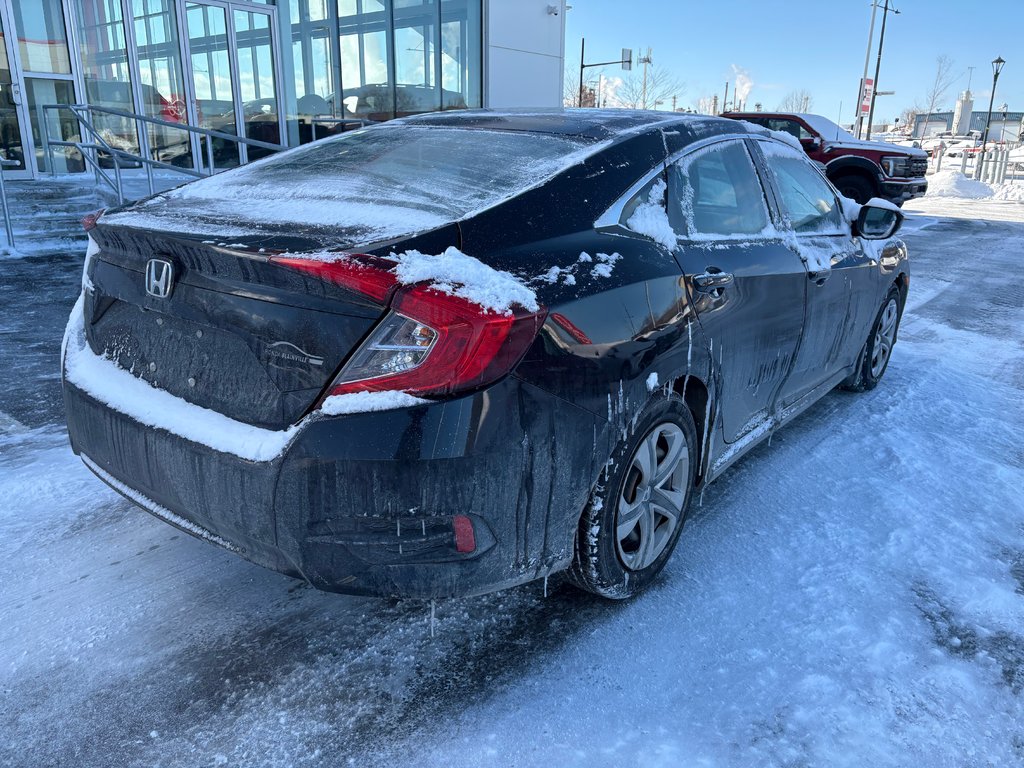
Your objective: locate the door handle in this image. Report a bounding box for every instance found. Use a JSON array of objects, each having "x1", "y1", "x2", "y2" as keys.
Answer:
[
  {"x1": 808, "y1": 269, "x2": 831, "y2": 284},
  {"x1": 693, "y1": 269, "x2": 734, "y2": 292}
]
